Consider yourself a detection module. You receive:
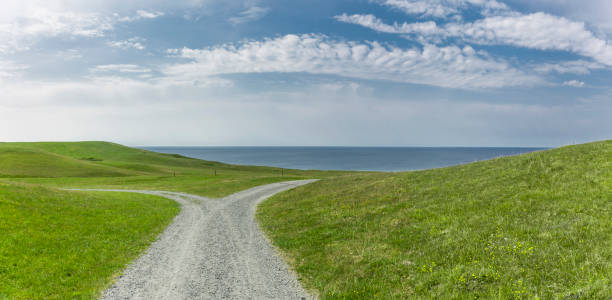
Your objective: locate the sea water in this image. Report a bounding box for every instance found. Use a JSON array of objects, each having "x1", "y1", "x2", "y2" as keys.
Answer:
[{"x1": 141, "y1": 146, "x2": 545, "y2": 172}]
